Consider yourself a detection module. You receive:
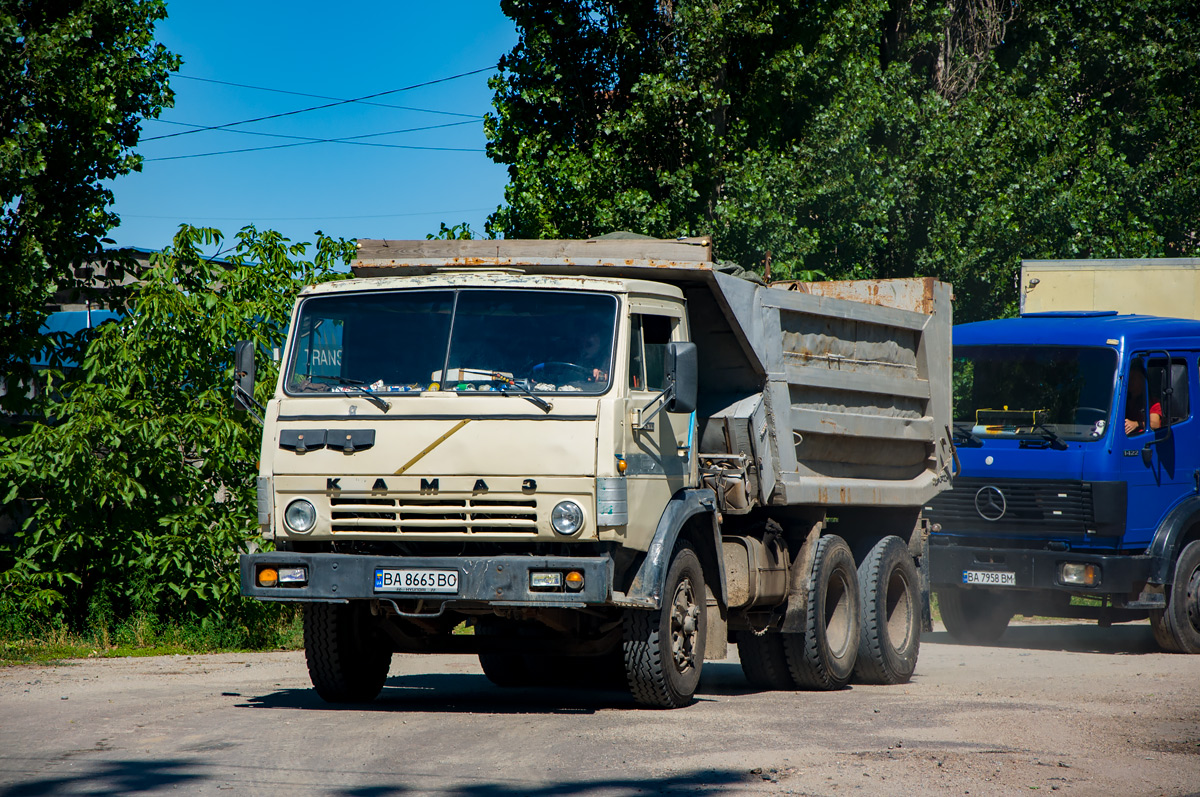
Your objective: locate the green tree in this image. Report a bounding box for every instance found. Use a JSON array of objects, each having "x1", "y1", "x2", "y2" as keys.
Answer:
[
  {"x1": 0, "y1": 225, "x2": 354, "y2": 632},
  {"x1": 1, "y1": 0, "x2": 179, "y2": 414},
  {"x1": 486, "y1": 0, "x2": 1199, "y2": 321}
]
